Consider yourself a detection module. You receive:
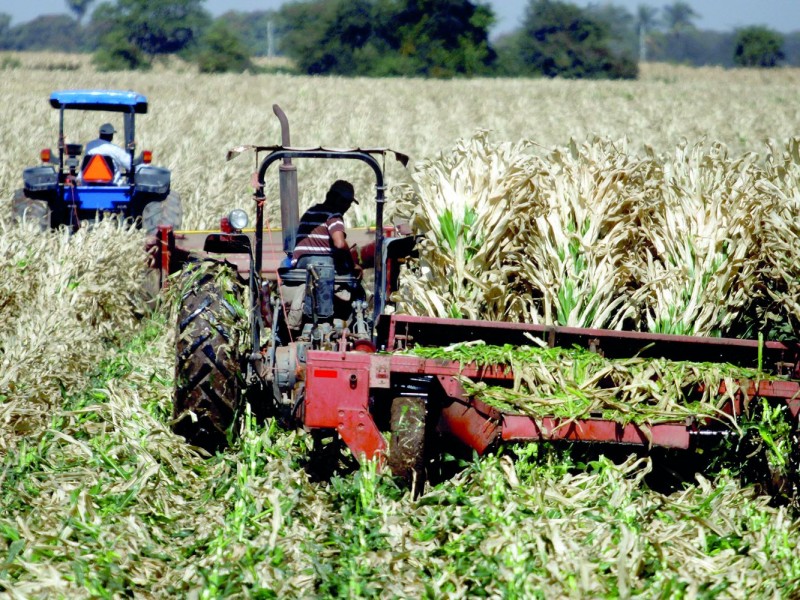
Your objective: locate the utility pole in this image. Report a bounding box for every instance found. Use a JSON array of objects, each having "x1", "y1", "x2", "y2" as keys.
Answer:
[
  {"x1": 639, "y1": 22, "x2": 647, "y2": 62},
  {"x1": 267, "y1": 17, "x2": 275, "y2": 58}
]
